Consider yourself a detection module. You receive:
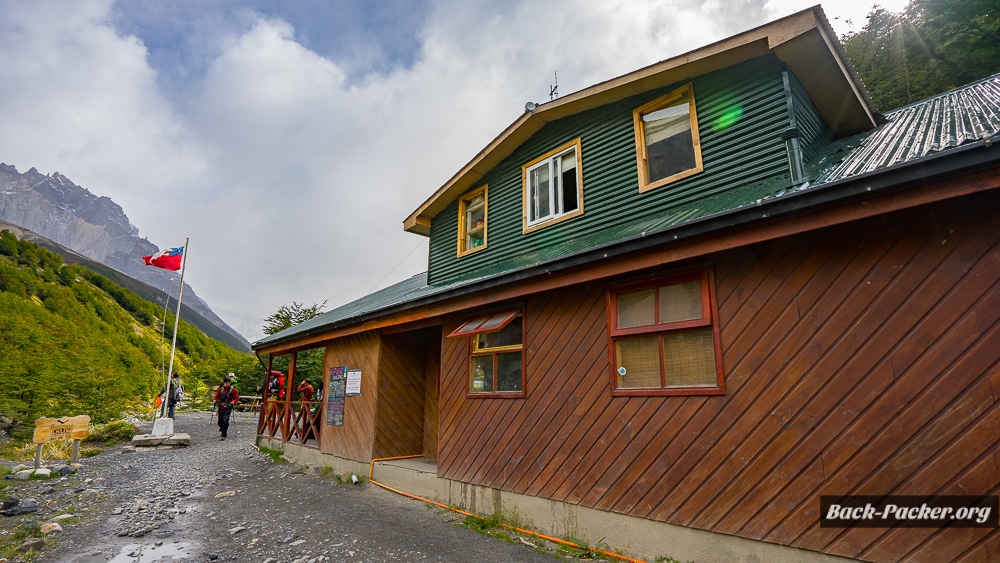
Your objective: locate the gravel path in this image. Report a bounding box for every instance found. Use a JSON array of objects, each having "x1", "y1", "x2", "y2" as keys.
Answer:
[{"x1": 5, "y1": 410, "x2": 563, "y2": 562}]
